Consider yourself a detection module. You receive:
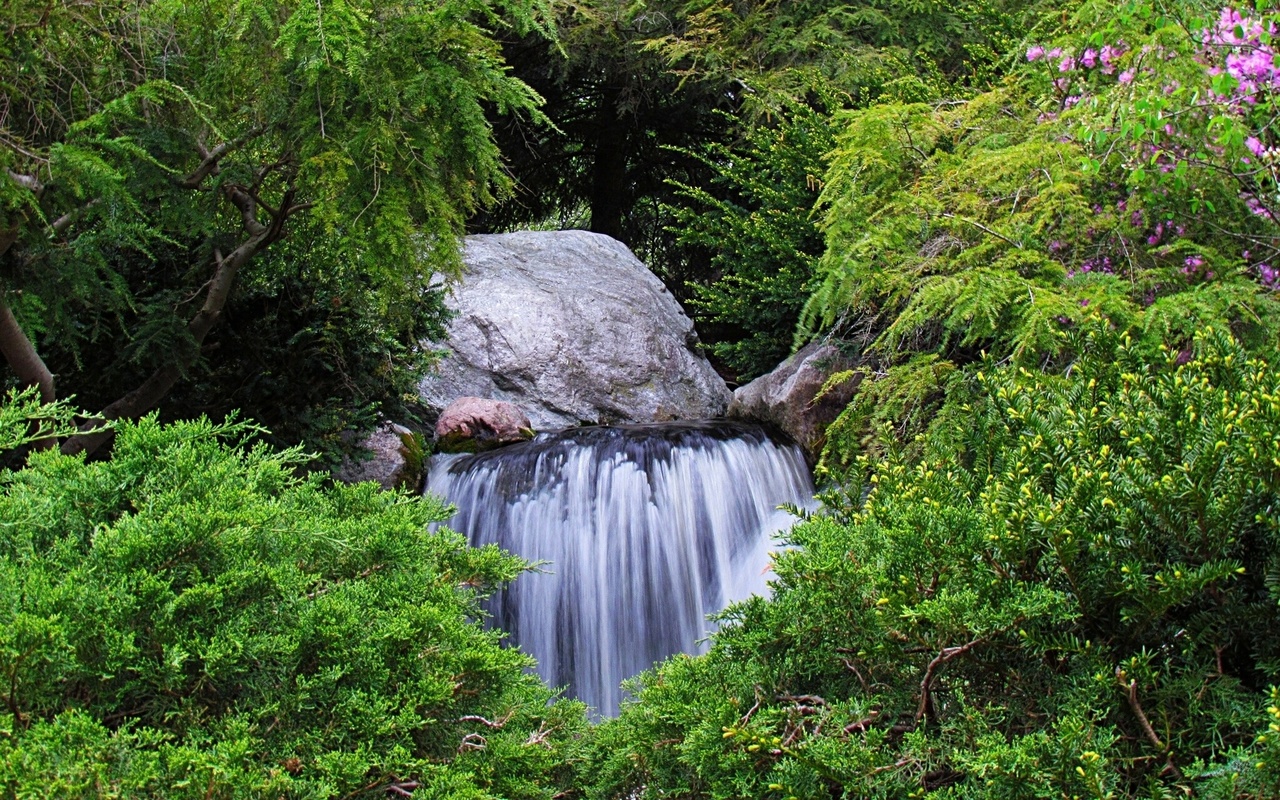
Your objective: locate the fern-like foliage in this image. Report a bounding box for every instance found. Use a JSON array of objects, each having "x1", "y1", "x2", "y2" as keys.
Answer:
[
  {"x1": 802, "y1": 2, "x2": 1280, "y2": 467},
  {"x1": 1, "y1": 0, "x2": 553, "y2": 455}
]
